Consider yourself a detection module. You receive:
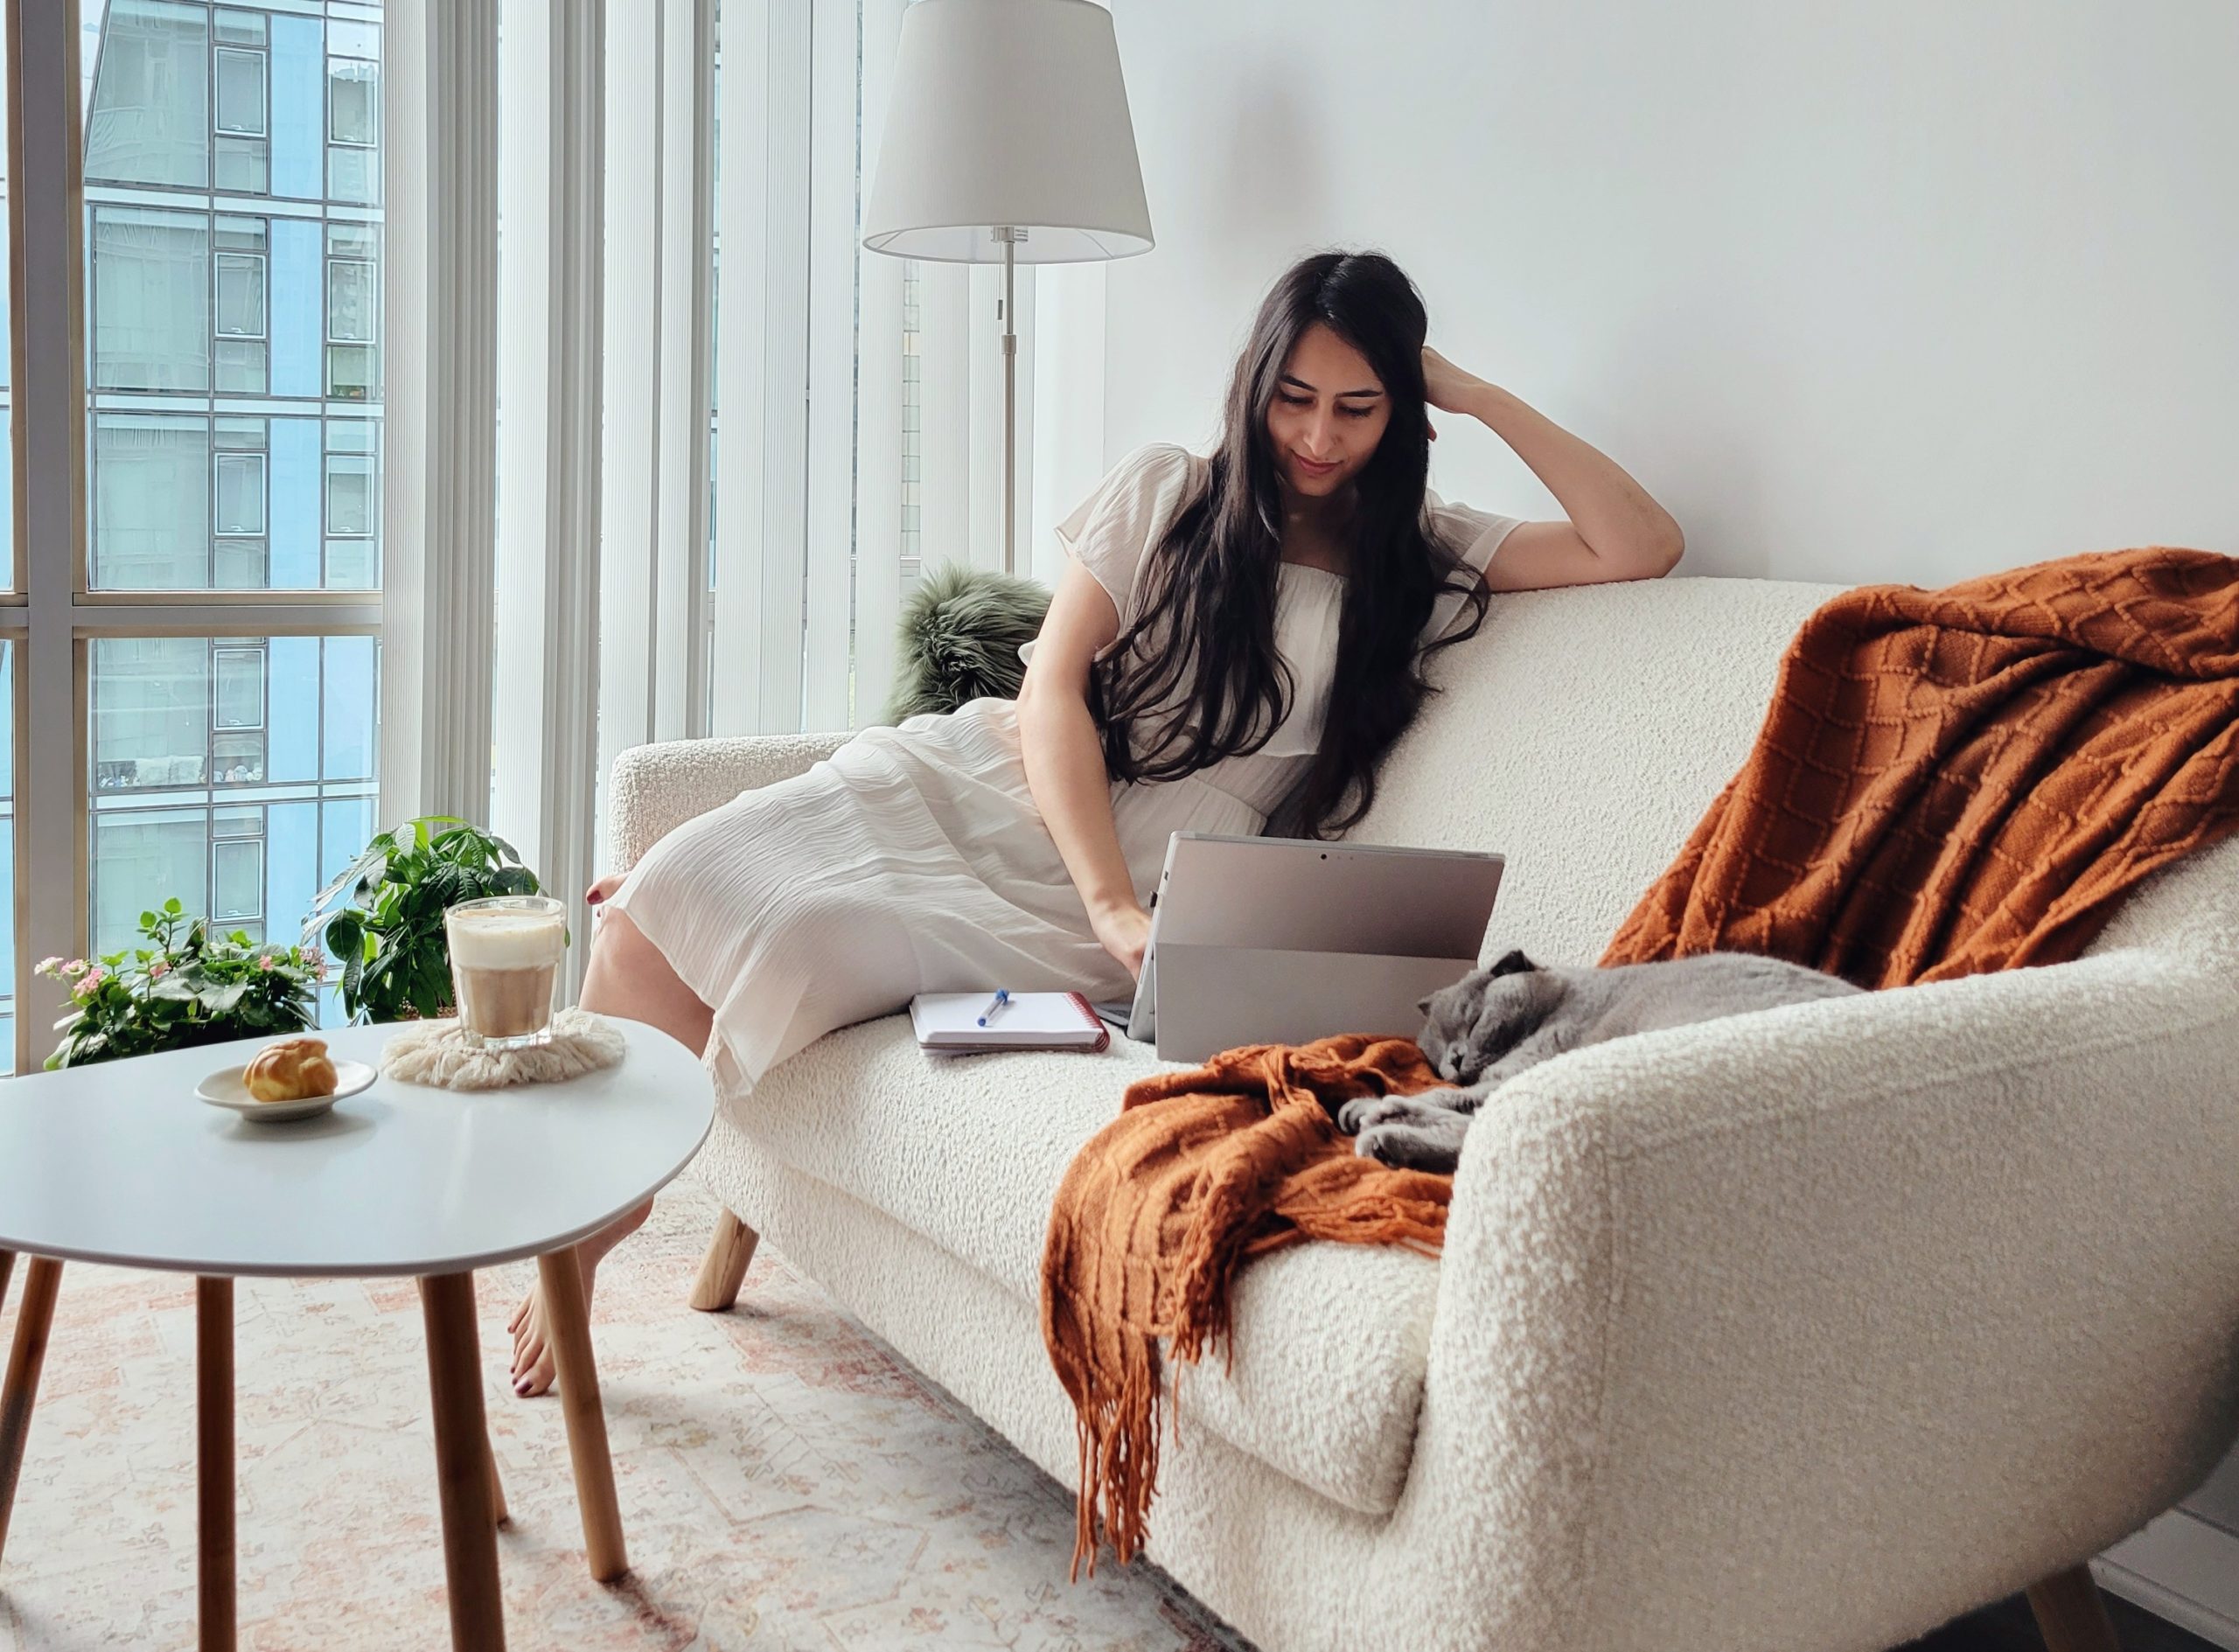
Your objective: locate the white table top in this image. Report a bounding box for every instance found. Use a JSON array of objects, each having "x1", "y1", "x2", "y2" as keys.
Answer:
[{"x1": 0, "y1": 1018, "x2": 713, "y2": 1279}]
